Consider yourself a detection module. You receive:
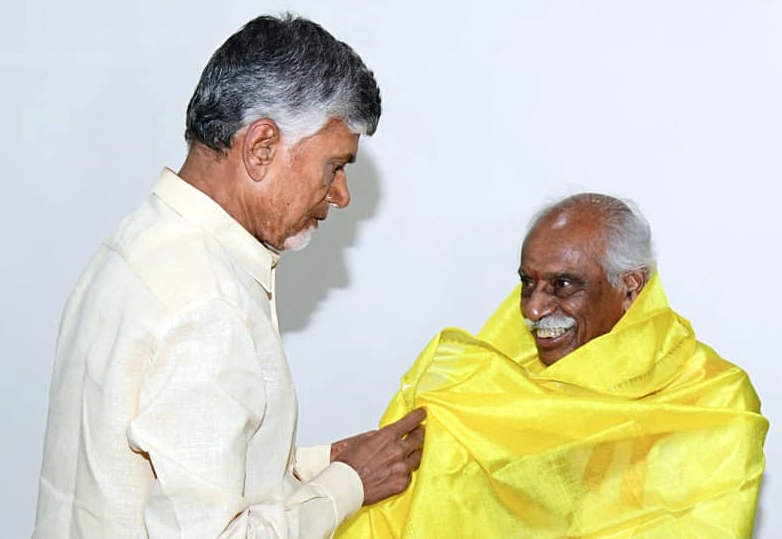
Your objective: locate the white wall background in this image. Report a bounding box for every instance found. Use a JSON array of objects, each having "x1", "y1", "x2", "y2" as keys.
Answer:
[{"x1": 3, "y1": 1, "x2": 780, "y2": 537}]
